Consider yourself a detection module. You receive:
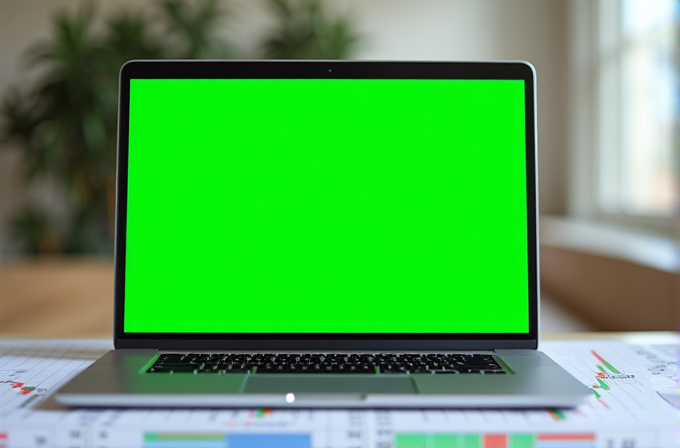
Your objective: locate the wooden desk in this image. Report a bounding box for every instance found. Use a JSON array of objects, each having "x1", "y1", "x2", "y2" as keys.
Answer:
[{"x1": 0, "y1": 257, "x2": 114, "y2": 338}]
